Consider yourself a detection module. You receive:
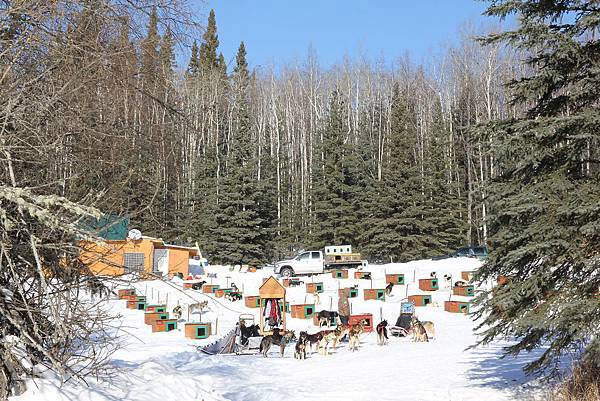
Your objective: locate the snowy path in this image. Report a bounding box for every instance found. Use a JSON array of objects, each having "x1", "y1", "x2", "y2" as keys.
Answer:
[{"x1": 14, "y1": 258, "x2": 544, "y2": 401}]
